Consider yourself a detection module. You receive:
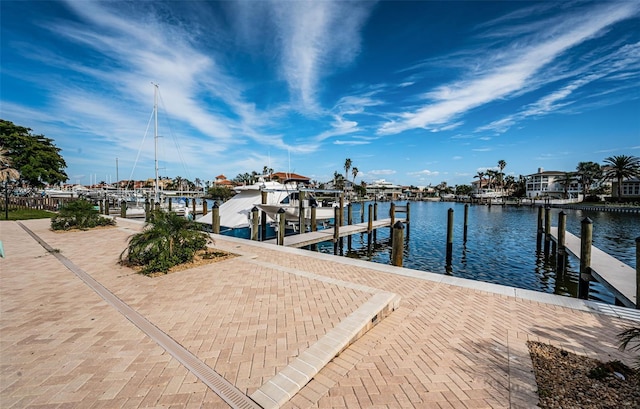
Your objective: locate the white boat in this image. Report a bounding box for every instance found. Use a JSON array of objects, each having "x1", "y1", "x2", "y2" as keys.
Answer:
[{"x1": 196, "y1": 178, "x2": 345, "y2": 230}]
